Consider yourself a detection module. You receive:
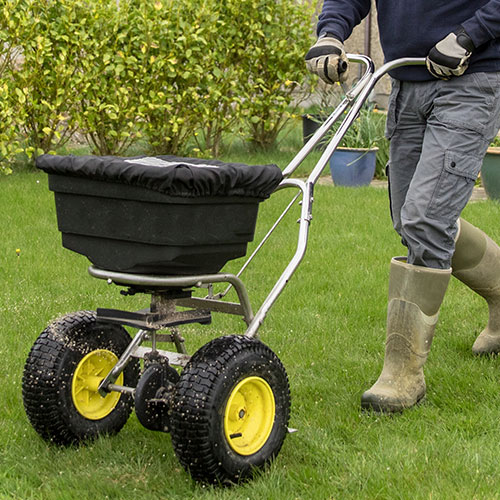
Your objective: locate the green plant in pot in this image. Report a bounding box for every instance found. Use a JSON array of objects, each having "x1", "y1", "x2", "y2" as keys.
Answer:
[
  {"x1": 481, "y1": 135, "x2": 500, "y2": 201},
  {"x1": 327, "y1": 104, "x2": 388, "y2": 186},
  {"x1": 301, "y1": 81, "x2": 342, "y2": 149}
]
